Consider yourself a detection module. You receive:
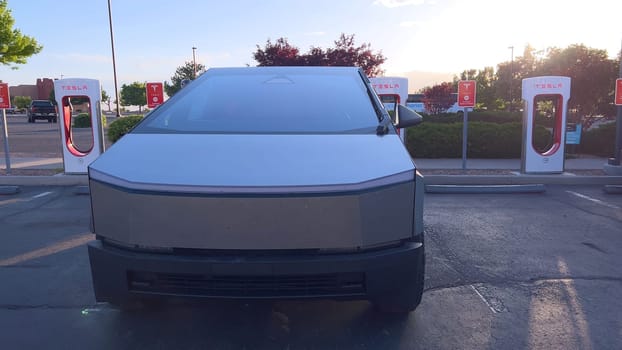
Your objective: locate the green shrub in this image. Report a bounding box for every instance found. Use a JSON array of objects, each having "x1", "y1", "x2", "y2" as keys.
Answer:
[
  {"x1": 470, "y1": 111, "x2": 523, "y2": 124},
  {"x1": 107, "y1": 115, "x2": 144, "y2": 143},
  {"x1": 73, "y1": 113, "x2": 91, "y2": 128},
  {"x1": 579, "y1": 122, "x2": 616, "y2": 157},
  {"x1": 406, "y1": 122, "x2": 551, "y2": 158},
  {"x1": 422, "y1": 111, "x2": 522, "y2": 124},
  {"x1": 72, "y1": 113, "x2": 108, "y2": 128}
]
